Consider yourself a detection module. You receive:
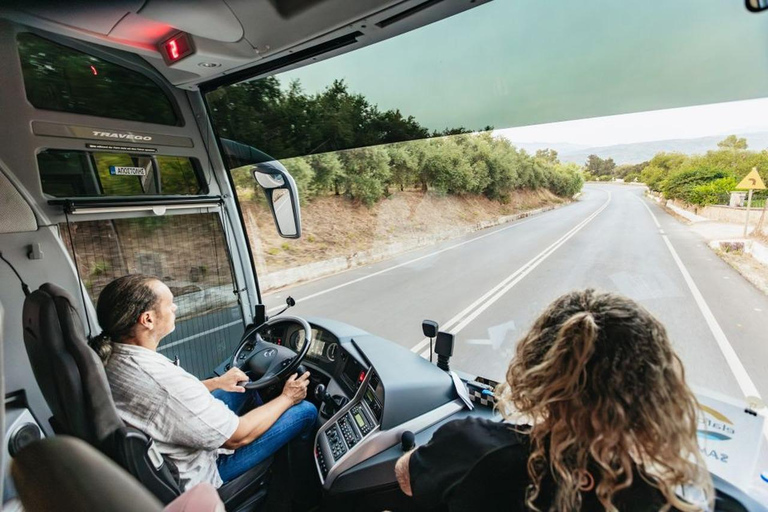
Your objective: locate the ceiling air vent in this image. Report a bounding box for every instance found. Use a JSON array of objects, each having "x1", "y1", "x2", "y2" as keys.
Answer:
[
  {"x1": 202, "y1": 31, "x2": 363, "y2": 90},
  {"x1": 376, "y1": 0, "x2": 445, "y2": 29}
]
